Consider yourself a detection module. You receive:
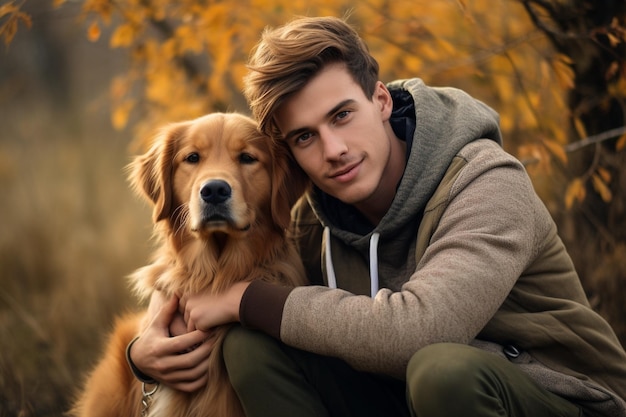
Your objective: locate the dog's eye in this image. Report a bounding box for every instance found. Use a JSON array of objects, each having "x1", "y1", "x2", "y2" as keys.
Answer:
[
  {"x1": 239, "y1": 153, "x2": 257, "y2": 165},
  {"x1": 184, "y1": 152, "x2": 200, "y2": 164}
]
